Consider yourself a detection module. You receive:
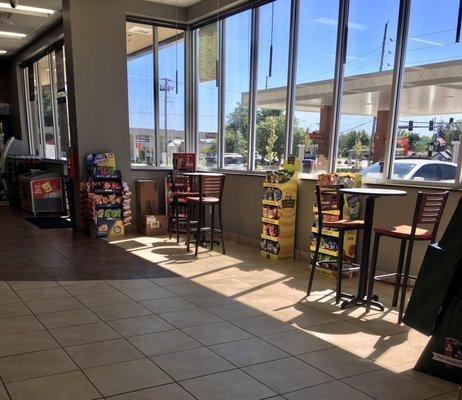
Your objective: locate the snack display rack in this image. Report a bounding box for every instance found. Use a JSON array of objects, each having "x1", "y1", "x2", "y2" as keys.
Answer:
[
  {"x1": 309, "y1": 173, "x2": 360, "y2": 279},
  {"x1": 260, "y1": 158, "x2": 300, "y2": 261},
  {"x1": 80, "y1": 153, "x2": 132, "y2": 238}
]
